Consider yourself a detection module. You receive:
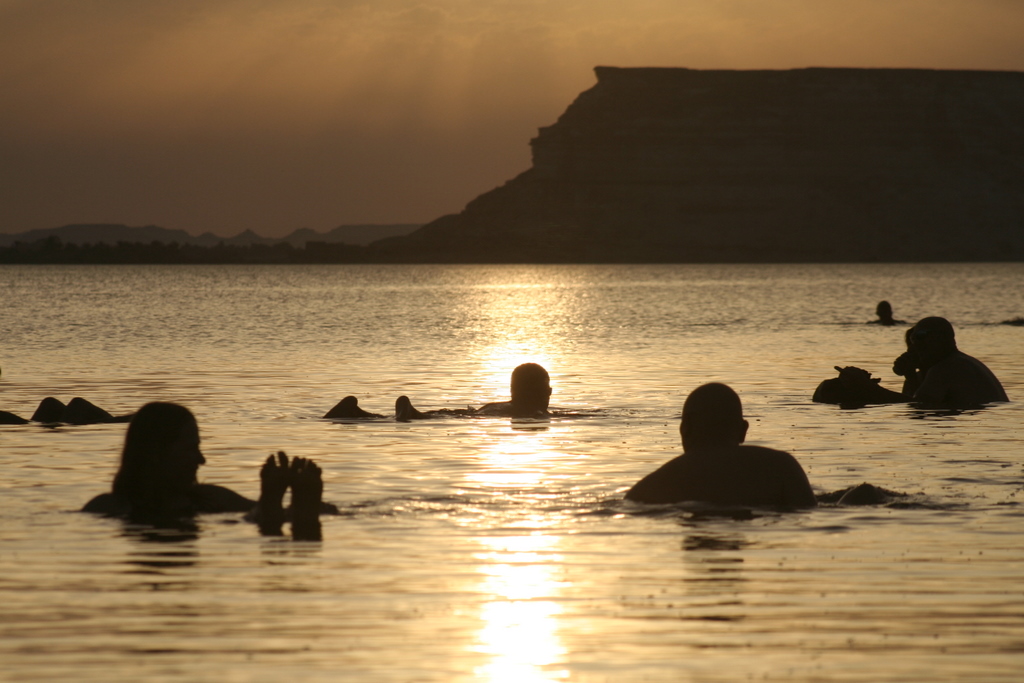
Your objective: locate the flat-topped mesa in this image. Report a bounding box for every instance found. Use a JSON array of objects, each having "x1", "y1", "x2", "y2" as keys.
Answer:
[{"x1": 373, "y1": 66, "x2": 1024, "y2": 263}]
